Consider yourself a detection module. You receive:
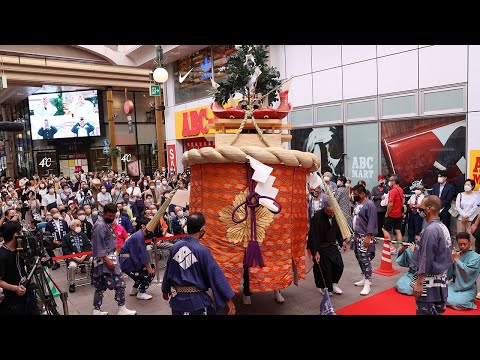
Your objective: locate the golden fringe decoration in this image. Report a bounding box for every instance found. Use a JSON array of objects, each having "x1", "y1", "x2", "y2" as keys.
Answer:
[{"x1": 219, "y1": 189, "x2": 274, "y2": 247}]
